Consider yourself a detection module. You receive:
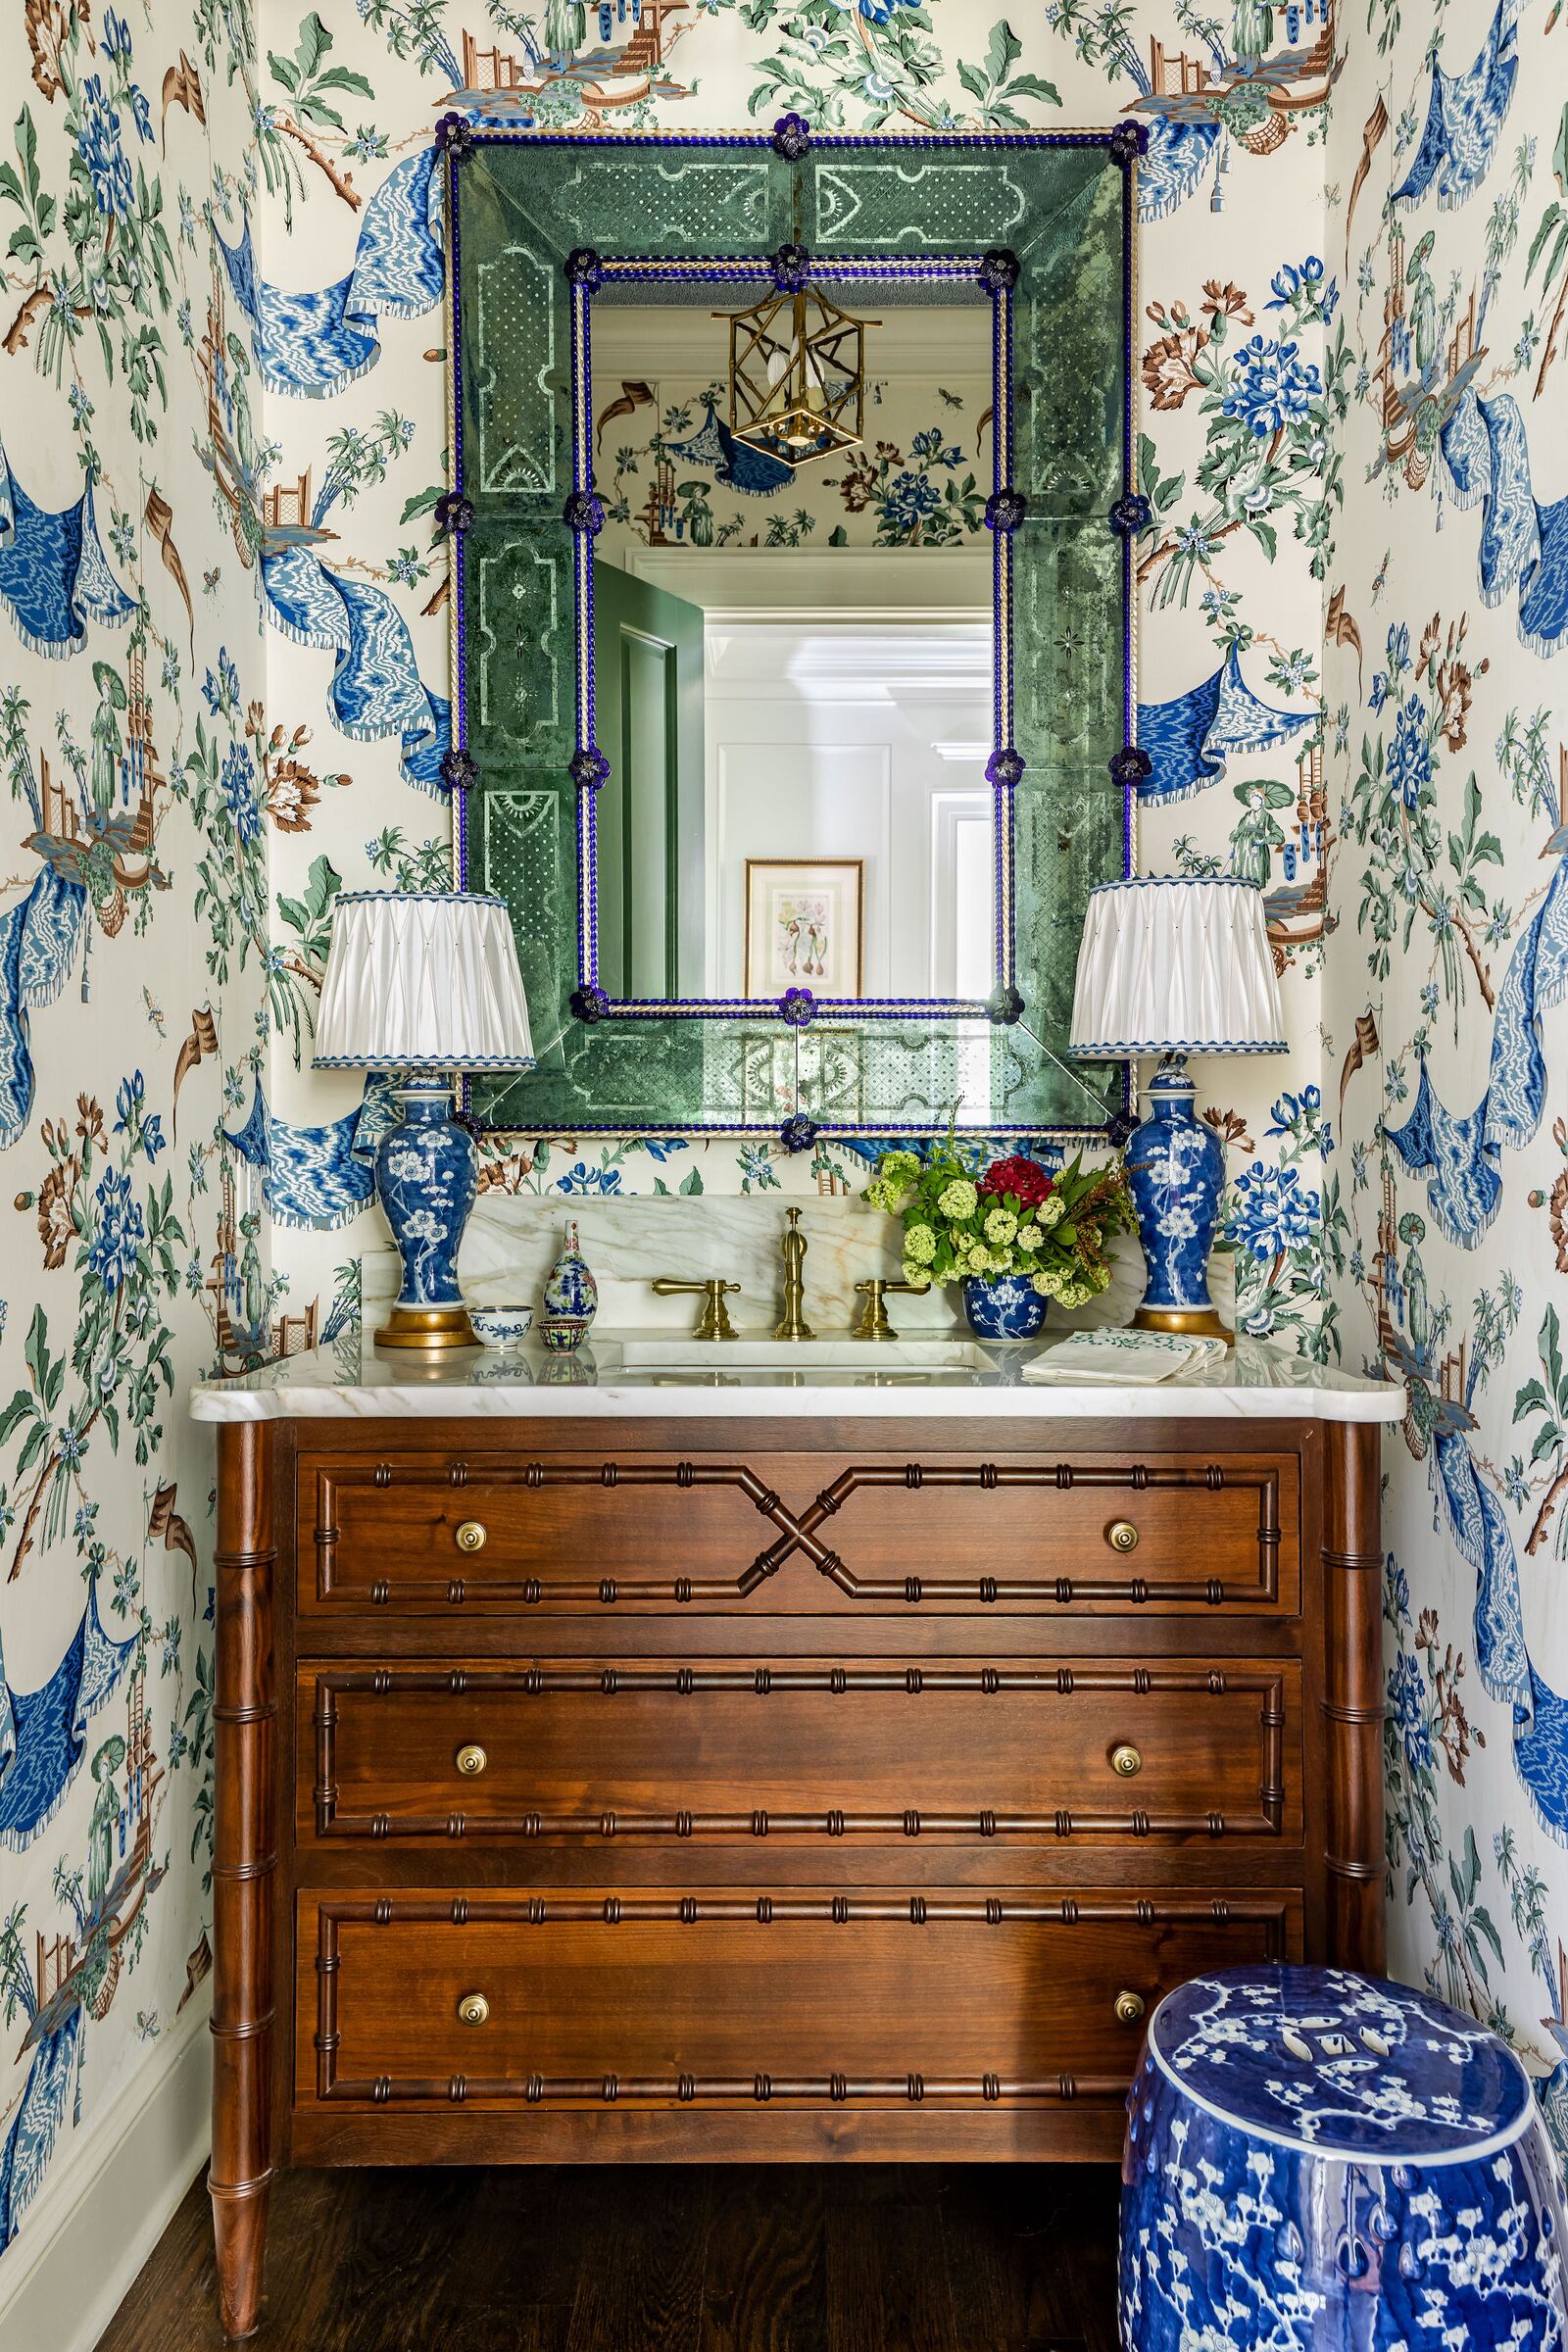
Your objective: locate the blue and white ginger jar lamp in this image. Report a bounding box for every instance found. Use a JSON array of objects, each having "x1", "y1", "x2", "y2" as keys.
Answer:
[
  {"x1": 1069, "y1": 875, "x2": 1286, "y2": 1341},
  {"x1": 1122, "y1": 1962, "x2": 1568, "y2": 2351},
  {"x1": 314, "y1": 891, "x2": 533, "y2": 1350}
]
